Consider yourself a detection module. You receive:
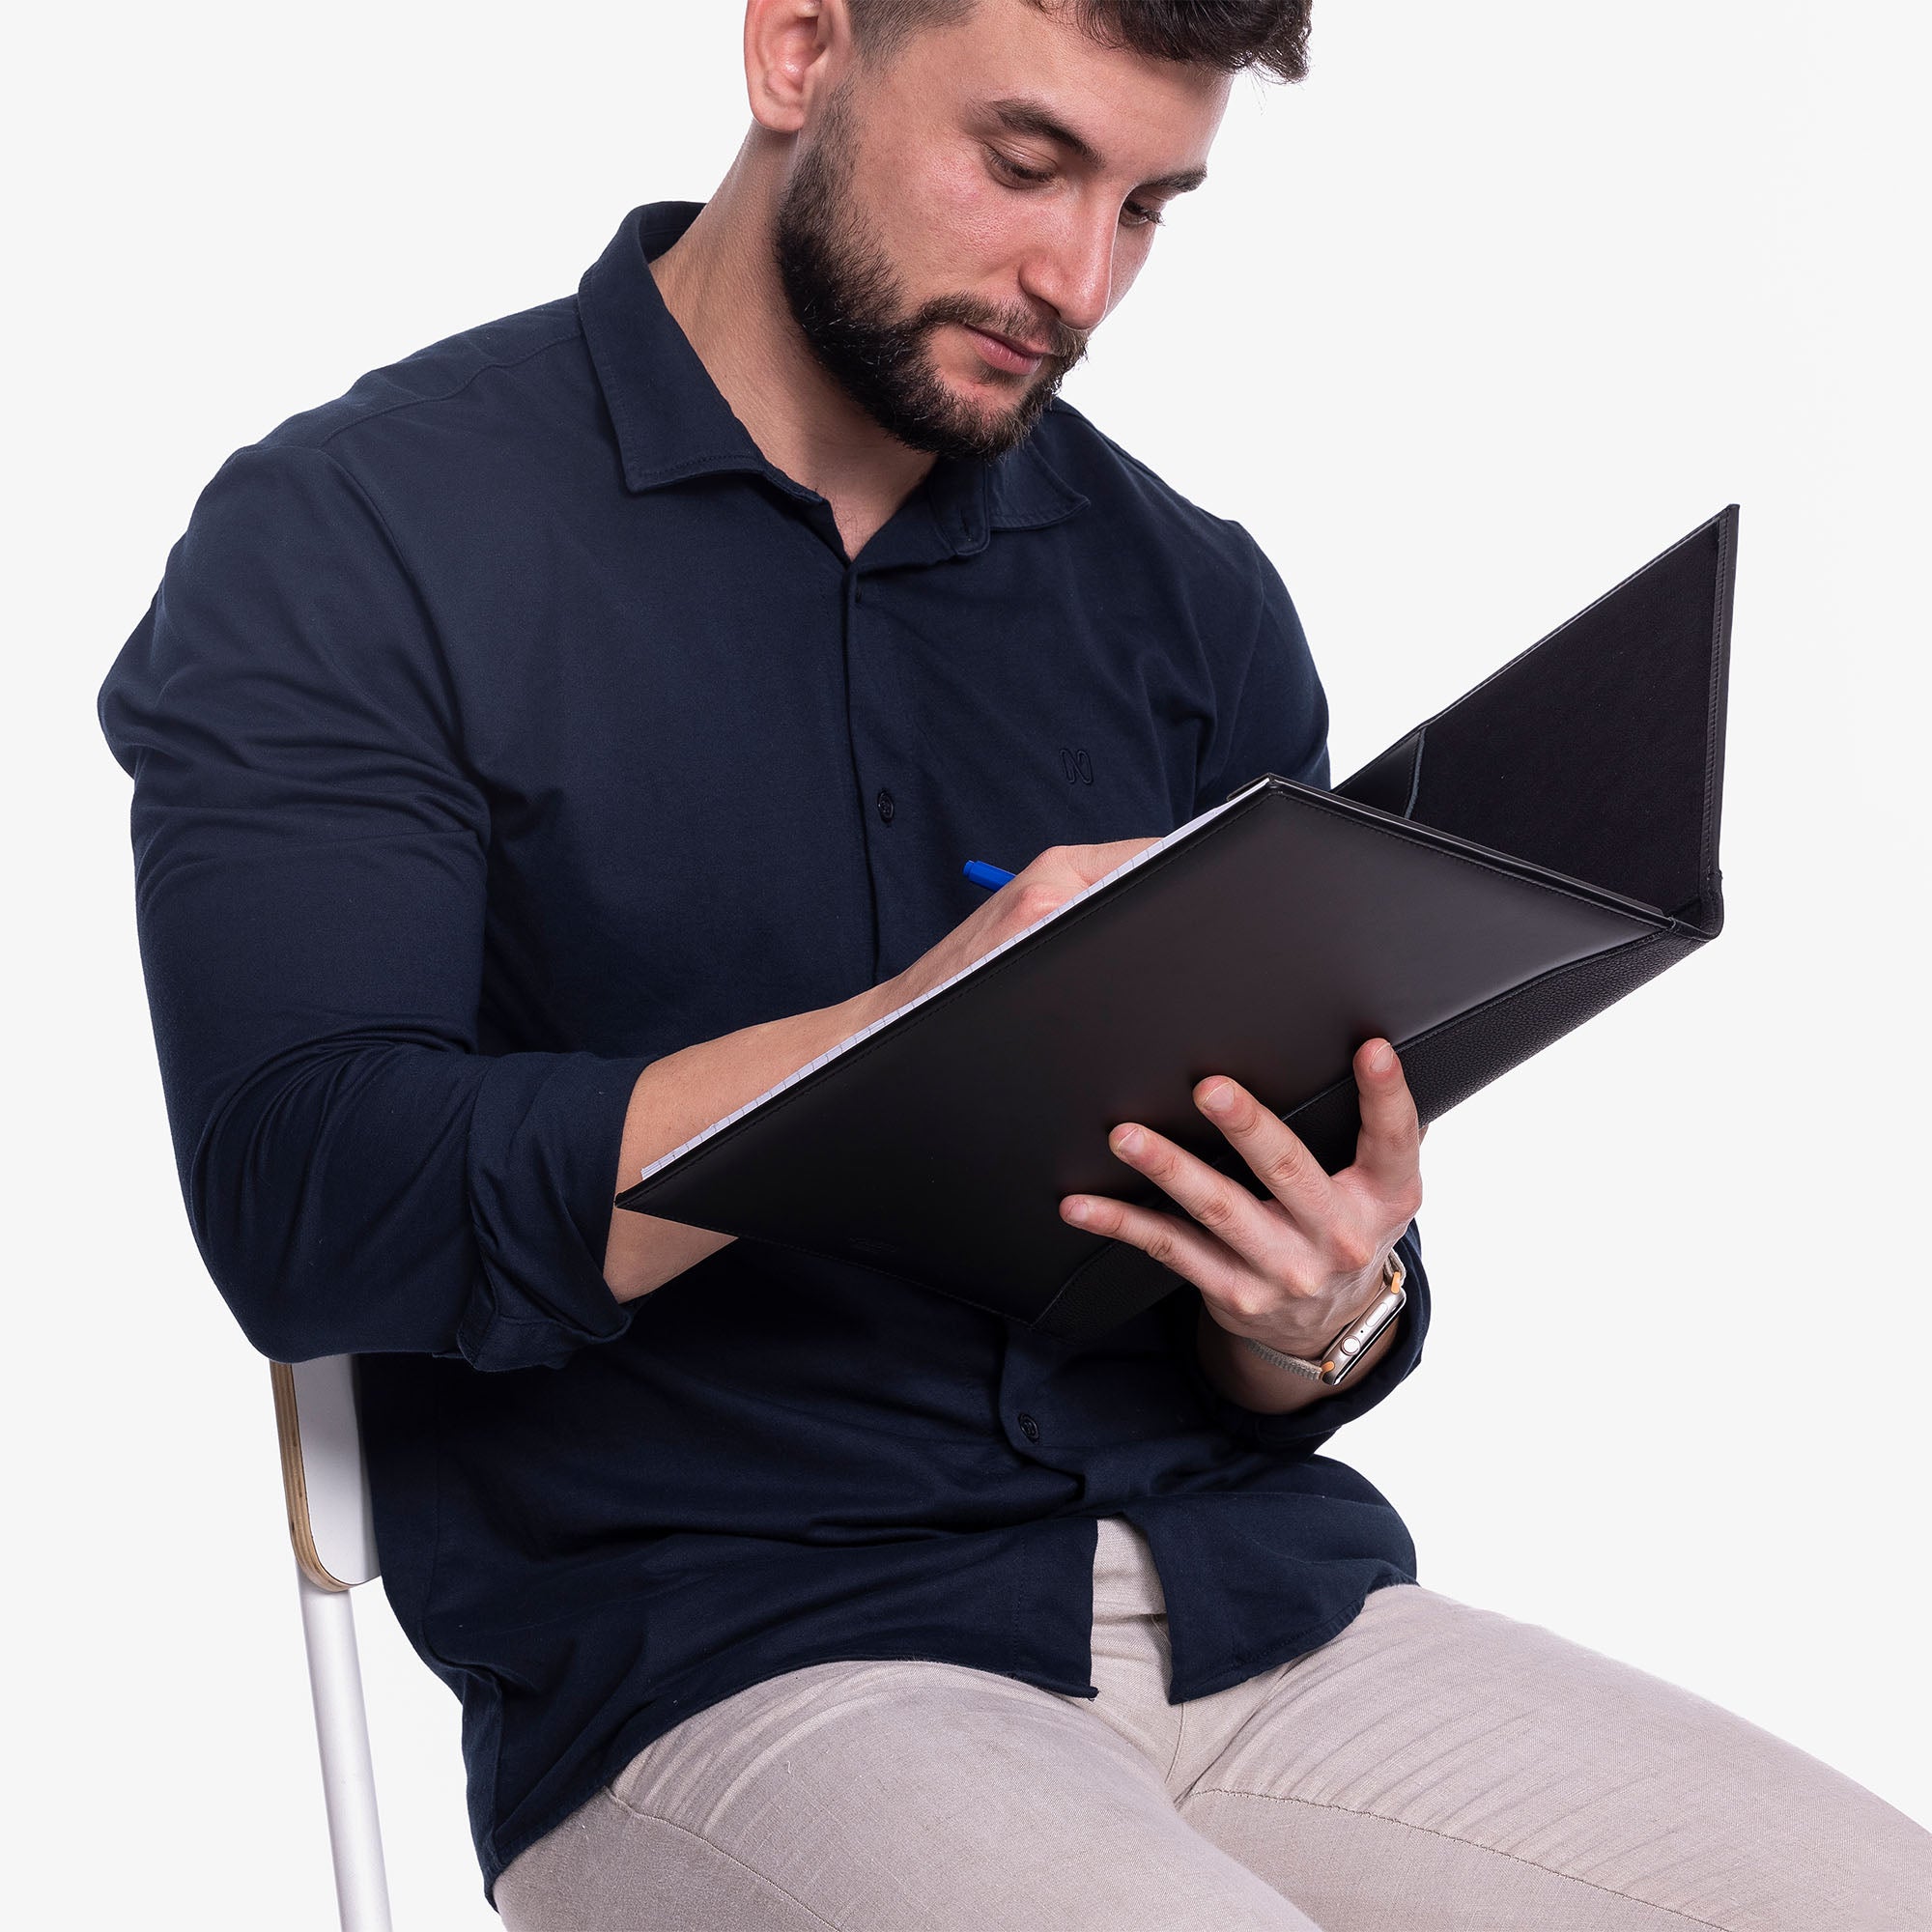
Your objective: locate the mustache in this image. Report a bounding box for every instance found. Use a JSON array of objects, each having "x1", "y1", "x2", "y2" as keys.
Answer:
[{"x1": 909, "y1": 295, "x2": 1089, "y2": 370}]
